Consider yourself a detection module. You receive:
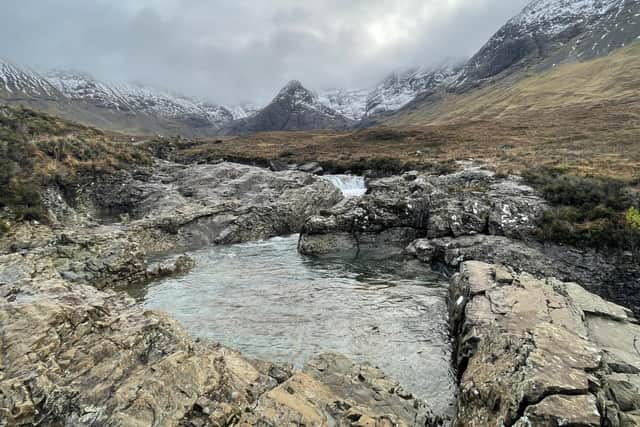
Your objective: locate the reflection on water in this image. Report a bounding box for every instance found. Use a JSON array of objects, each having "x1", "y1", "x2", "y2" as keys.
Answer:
[{"x1": 130, "y1": 234, "x2": 455, "y2": 416}]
